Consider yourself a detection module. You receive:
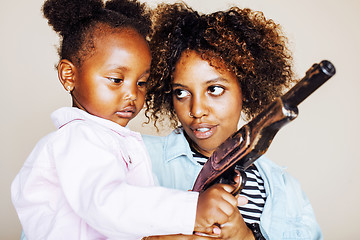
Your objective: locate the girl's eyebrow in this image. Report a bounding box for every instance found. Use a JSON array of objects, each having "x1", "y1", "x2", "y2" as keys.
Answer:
[
  {"x1": 139, "y1": 69, "x2": 150, "y2": 79},
  {"x1": 105, "y1": 65, "x2": 128, "y2": 72},
  {"x1": 105, "y1": 66, "x2": 150, "y2": 77}
]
